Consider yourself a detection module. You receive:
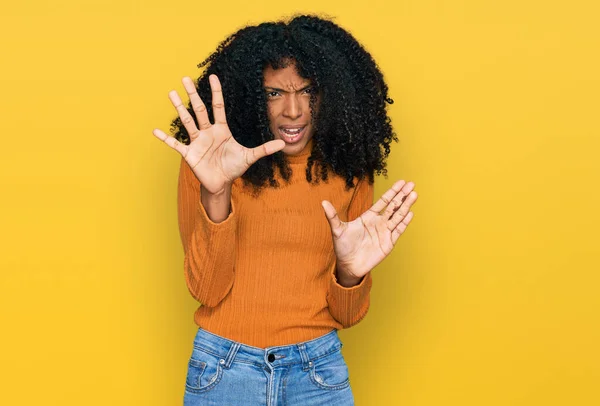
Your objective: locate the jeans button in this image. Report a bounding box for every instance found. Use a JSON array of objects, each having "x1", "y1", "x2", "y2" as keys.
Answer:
[{"x1": 268, "y1": 353, "x2": 275, "y2": 362}]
